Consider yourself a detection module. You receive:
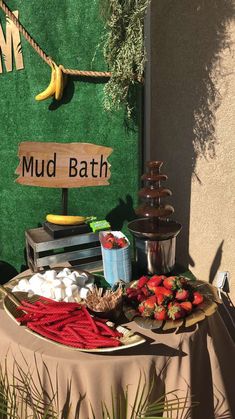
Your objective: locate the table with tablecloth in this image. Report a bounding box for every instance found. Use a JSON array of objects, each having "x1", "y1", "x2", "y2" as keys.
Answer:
[{"x1": 0, "y1": 272, "x2": 234, "y2": 419}]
